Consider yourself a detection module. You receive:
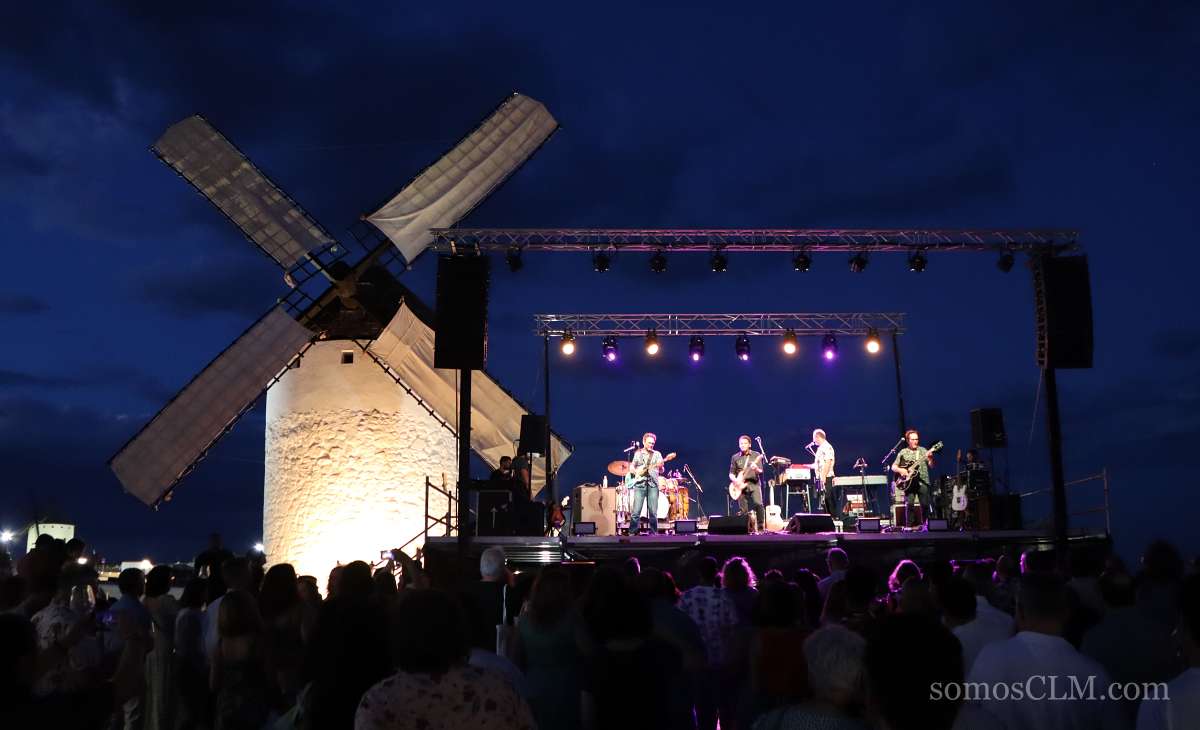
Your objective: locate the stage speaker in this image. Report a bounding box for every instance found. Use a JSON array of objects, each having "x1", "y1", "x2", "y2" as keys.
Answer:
[
  {"x1": 892, "y1": 504, "x2": 924, "y2": 528},
  {"x1": 434, "y1": 255, "x2": 489, "y2": 370},
  {"x1": 707, "y1": 515, "x2": 751, "y2": 535},
  {"x1": 971, "y1": 408, "x2": 1008, "y2": 449},
  {"x1": 1034, "y1": 255, "x2": 1093, "y2": 369},
  {"x1": 987, "y1": 494, "x2": 1023, "y2": 530},
  {"x1": 519, "y1": 414, "x2": 548, "y2": 457},
  {"x1": 477, "y1": 490, "x2": 512, "y2": 536},
  {"x1": 574, "y1": 485, "x2": 617, "y2": 536},
  {"x1": 786, "y1": 513, "x2": 836, "y2": 534},
  {"x1": 857, "y1": 517, "x2": 882, "y2": 533}
]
